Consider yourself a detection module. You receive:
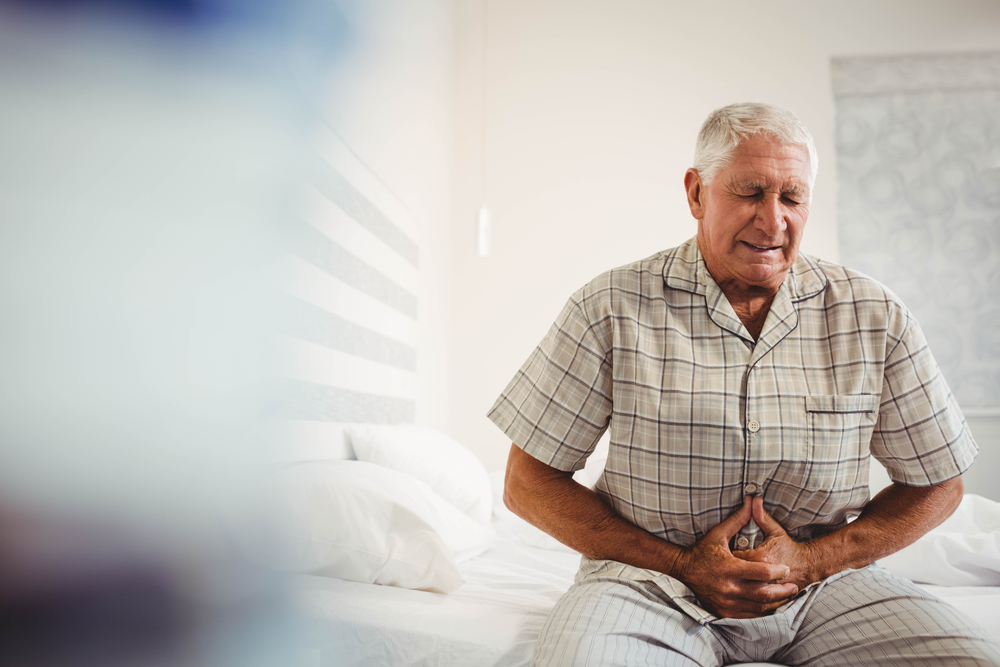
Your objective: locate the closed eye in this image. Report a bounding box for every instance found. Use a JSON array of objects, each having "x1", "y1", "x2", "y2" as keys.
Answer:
[{"x1": 782, "y1": 189, "x2": 808, "y2": 205}]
